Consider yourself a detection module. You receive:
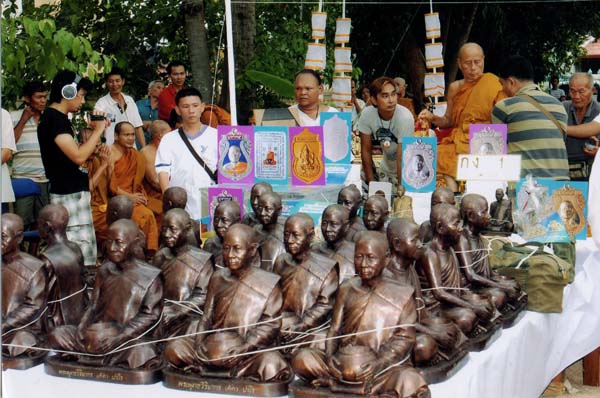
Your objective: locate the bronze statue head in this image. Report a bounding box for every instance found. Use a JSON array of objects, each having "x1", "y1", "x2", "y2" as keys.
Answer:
[
  {"x1": 163, "y1": 186, "x2": 188, "y2": 213},
  {"x1": 38, "y1": 204, "x2": 69, "y2": 240},
  {"x1": 321, "y1": 204, "x2": 350, "y2": 245},
  {"x1": 460, "y1": 193, "x2": 490, "y2": 230},
  {"x1": 257, "y1": 191, "x2": 282, "y2": 226},
  {"x1": 213, "y1": 201, "x2": 241, "y2": 239},
  {"x1": 1, "y1": 213, "x2": 24, "y2": 256},
  {"x1": 106, "y1": 219, "x2": 140, "y2": 264},
  {"x1": 387, "y1": 218, "x2": 421, "y2": 260},
  {"x1": 284, "y1": 213, "x2": 314, "y2": 257},
  {"x1": 431, "y1": 187, "x2": 455, "y2": 207},
  {"x1": 495, "y1": 188, "x2": 505, "y2": 202},
  {"x1": 250, "y1": 182, "x2": 273, "y2": 214},
  {"x1": 431, "y1": 203, "x2": 462, "y2": 243},
  {"x1": 354, "y1": 231, "x2": 389, "y2": 283},
  {"x1": 222, "y1": 224, "x2": 259, "y2": 272},
  {"x1": 363, "y1": 195, "x2": 389, "y2": 231},
  {"x1": 161, "y1": 208, "x2": 192, "y2": 249},
  {"x1": 337, "y1": 184, "x2": 362, "y2": 219},
  {"x1": 107, "y1": 195, "x2": 134, "y2": 225}
]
